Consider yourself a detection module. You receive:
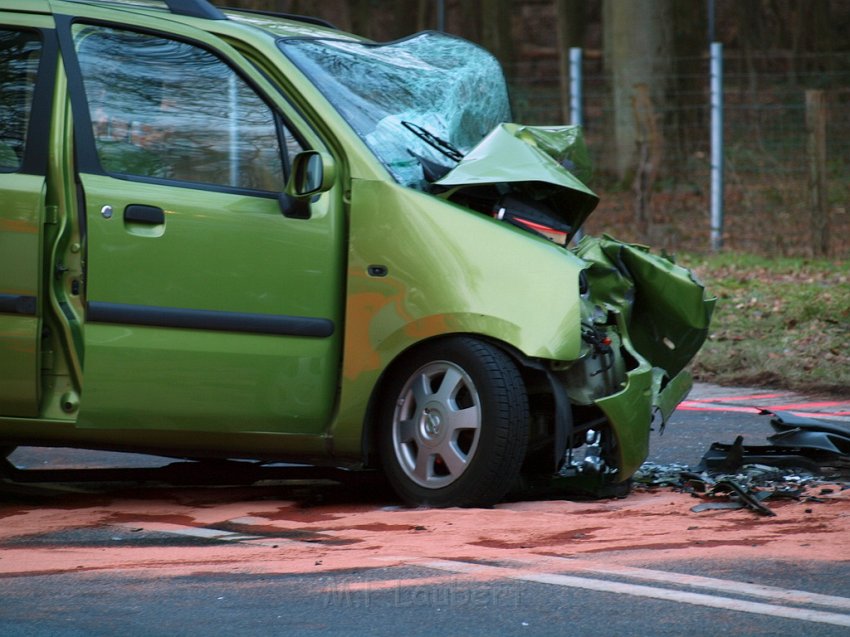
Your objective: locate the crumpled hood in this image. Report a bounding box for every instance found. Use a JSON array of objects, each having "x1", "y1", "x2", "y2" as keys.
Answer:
[{"x1": 436, "y1": 123, "x2": 600, "y2": 232}]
